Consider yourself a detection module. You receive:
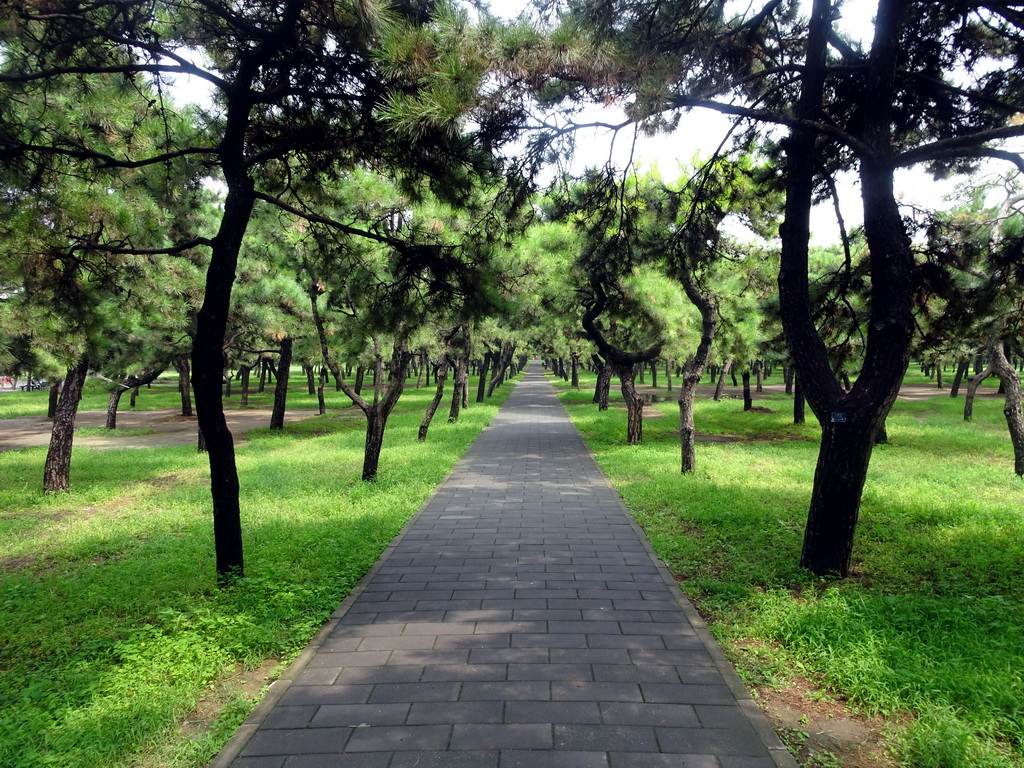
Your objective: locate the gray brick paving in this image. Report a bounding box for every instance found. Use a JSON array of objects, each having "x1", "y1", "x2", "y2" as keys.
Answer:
[{"x1": 213, "y1": 364, "x2": 795, "y2": 768}]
